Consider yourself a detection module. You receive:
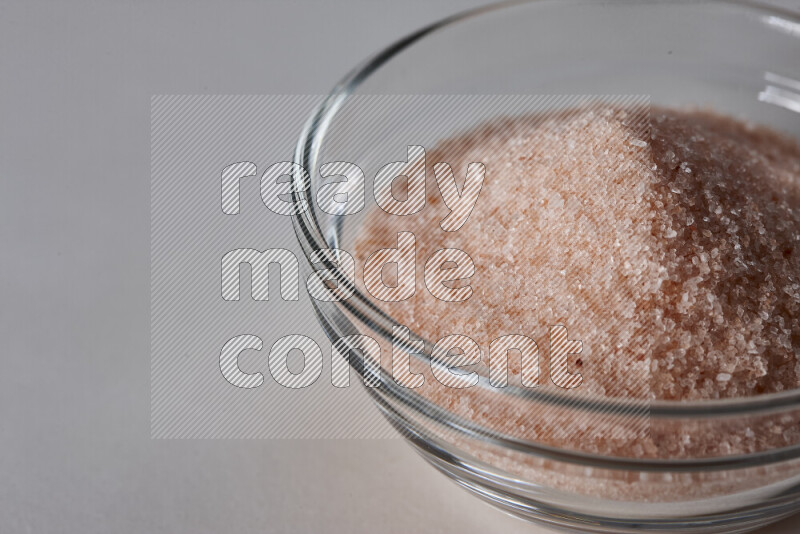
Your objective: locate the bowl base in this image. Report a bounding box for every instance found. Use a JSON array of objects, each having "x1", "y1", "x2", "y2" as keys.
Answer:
[{"x1": 415, "y1": 444, "x2": 800, "y2": 534}]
